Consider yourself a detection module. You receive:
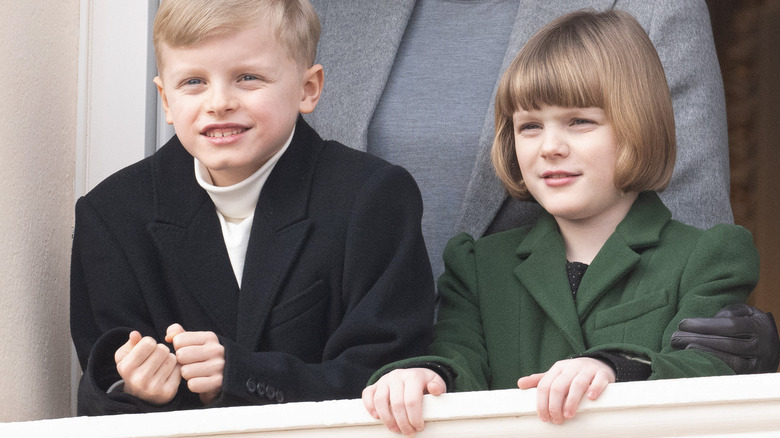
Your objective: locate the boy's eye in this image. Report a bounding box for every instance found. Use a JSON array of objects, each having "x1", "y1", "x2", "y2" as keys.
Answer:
[
  {"x1": 183, "y1": 78, "x2": 204, "y2": 86},
  {"x1": 240, "y1": 75, "x2": 259, "y2": 82}
]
